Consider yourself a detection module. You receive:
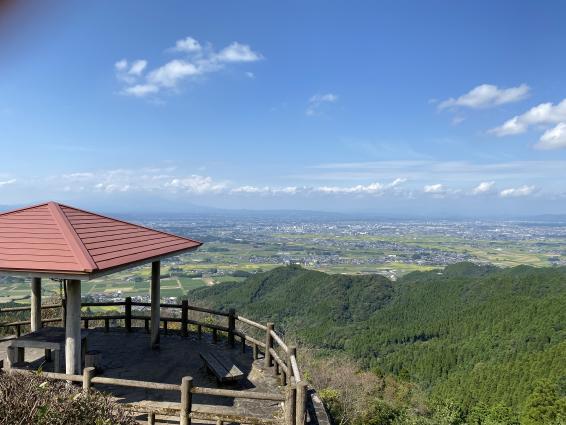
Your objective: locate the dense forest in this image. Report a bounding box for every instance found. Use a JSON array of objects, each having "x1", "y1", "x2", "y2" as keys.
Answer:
[{"x1": 188, "y1": 263, "x2": 566, "y2": 424}]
